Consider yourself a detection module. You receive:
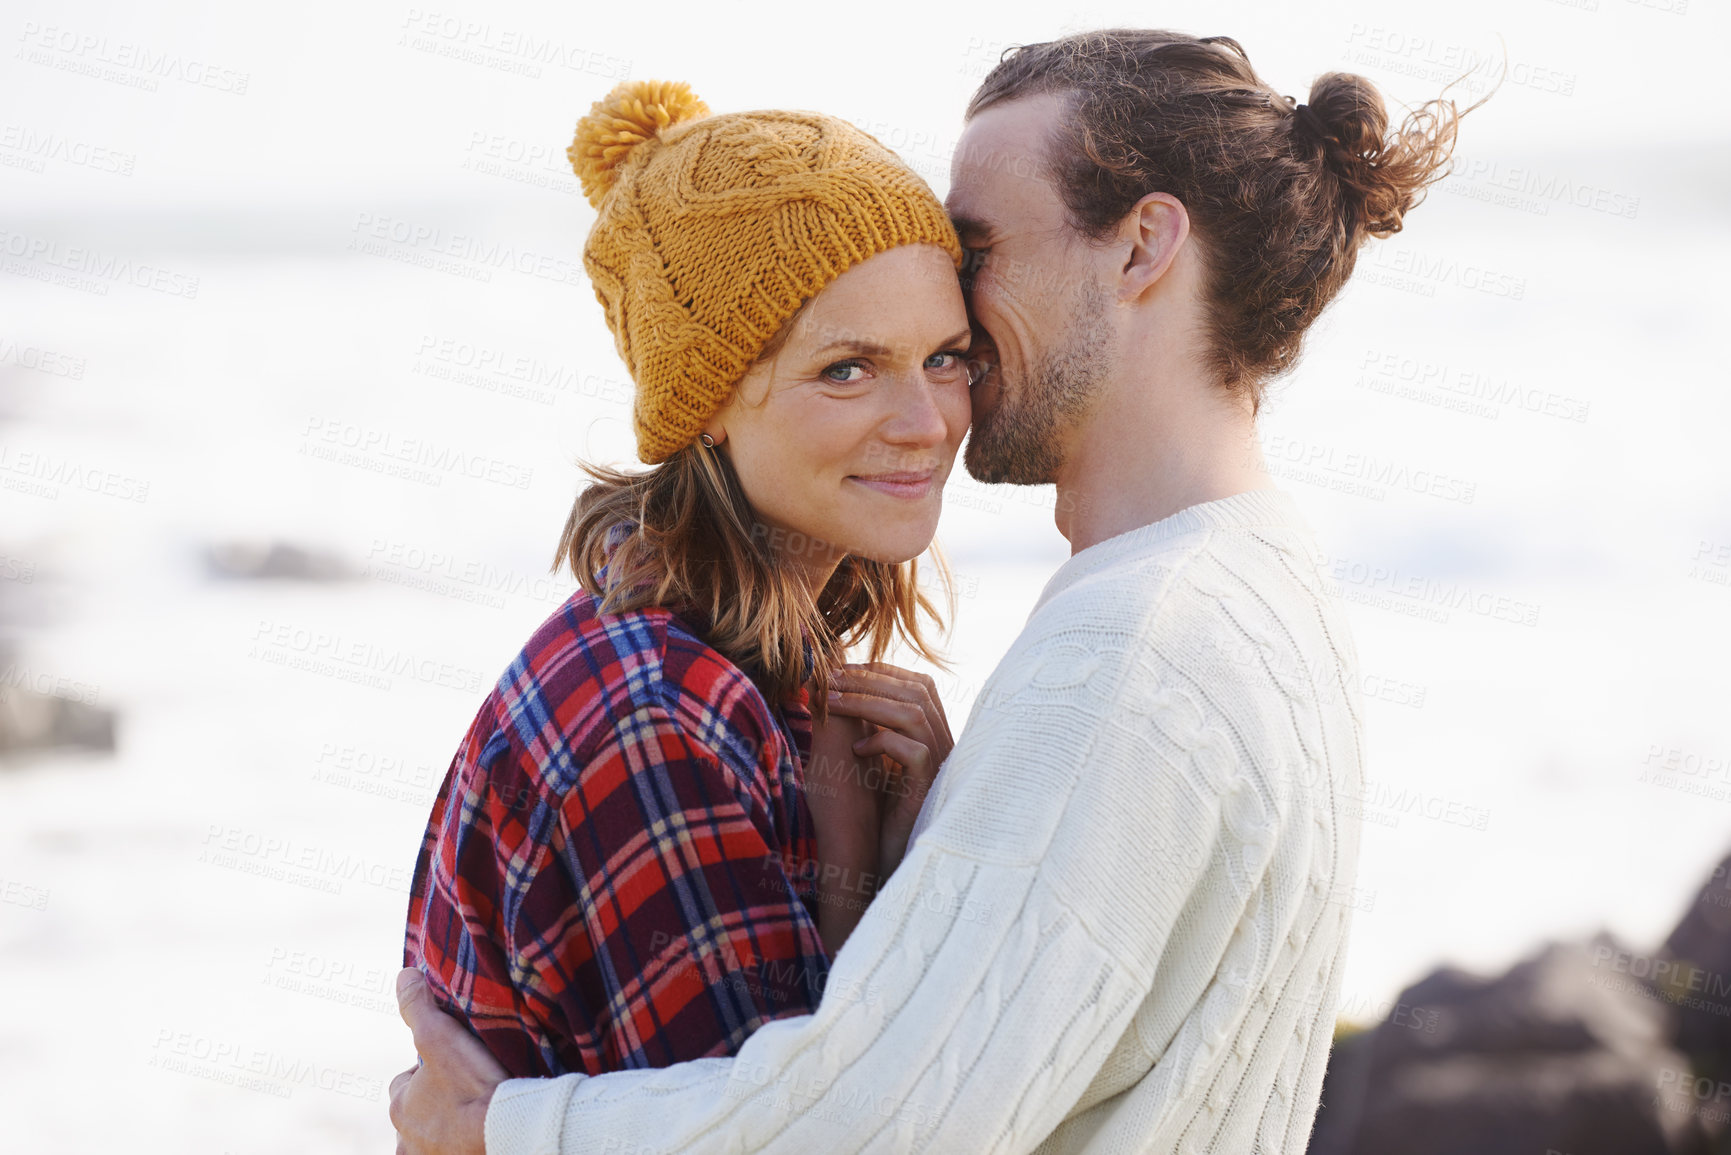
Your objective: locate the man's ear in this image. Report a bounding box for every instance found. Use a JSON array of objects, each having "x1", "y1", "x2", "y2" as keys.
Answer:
[{"x1": 1117, "y1": 192, "x2": 1189, "y2": 305}]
